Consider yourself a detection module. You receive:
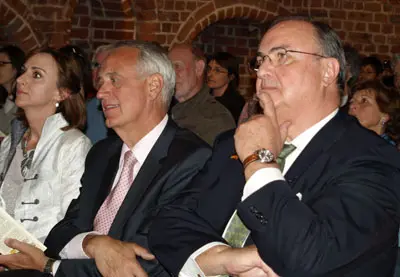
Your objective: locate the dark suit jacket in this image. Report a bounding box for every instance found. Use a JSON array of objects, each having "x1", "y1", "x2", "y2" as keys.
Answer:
[
  {"x1": 43, "y1": 119, "x2": 211, "y2": 277},
  {"x1": 149, "y1": 112, "x2": 400, "y2": 277}
]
